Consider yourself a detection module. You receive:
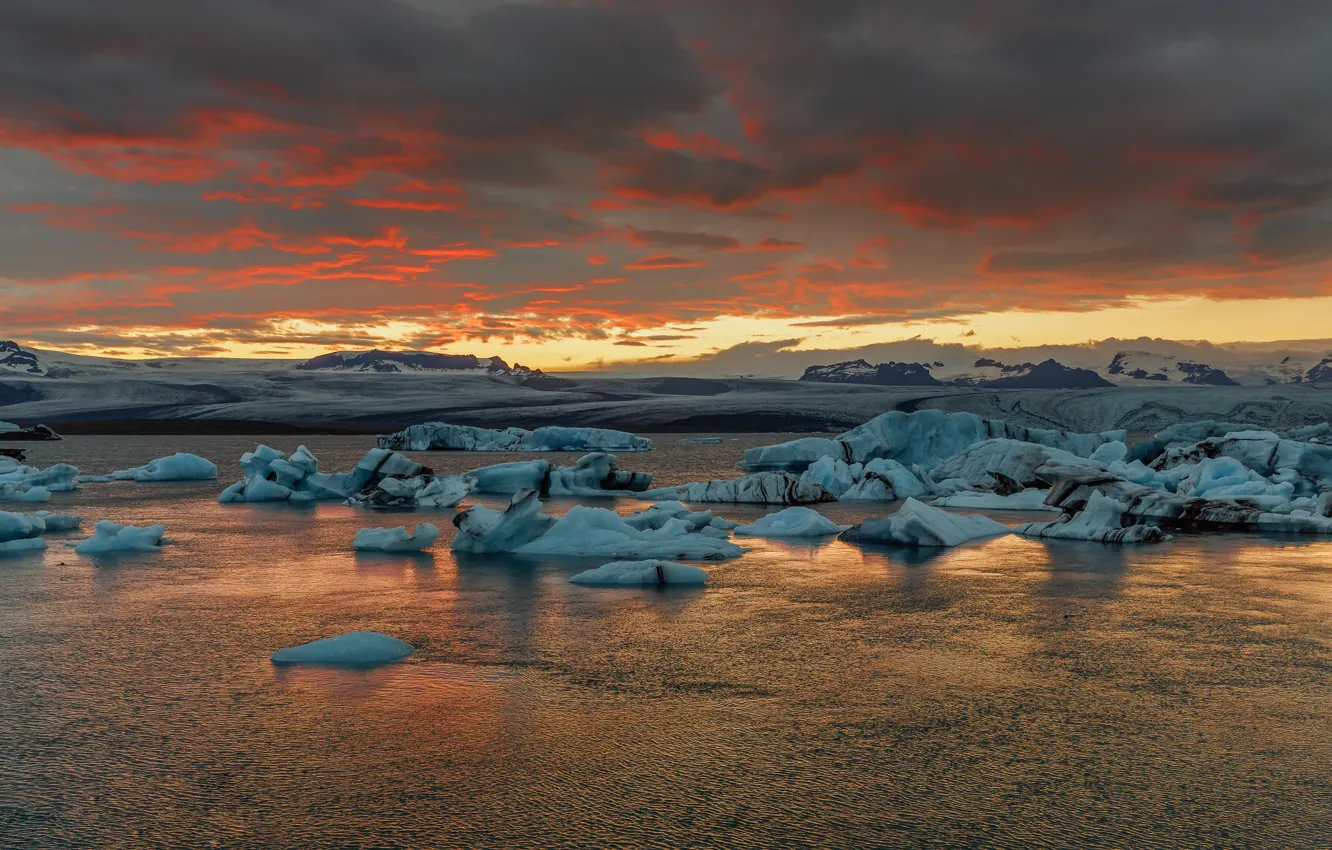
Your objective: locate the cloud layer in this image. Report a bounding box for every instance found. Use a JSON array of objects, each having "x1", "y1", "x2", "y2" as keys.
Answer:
[{"x1": 2, "y1": 0, "x2": 1330, "y2": 358}]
